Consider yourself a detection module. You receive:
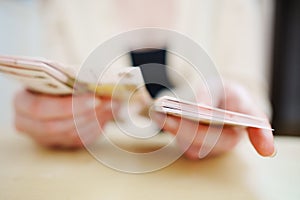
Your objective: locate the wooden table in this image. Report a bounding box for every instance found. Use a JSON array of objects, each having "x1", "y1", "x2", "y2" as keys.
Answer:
[{"x1": 0, "y1": 124, "x2": 300, "y2": 200}]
